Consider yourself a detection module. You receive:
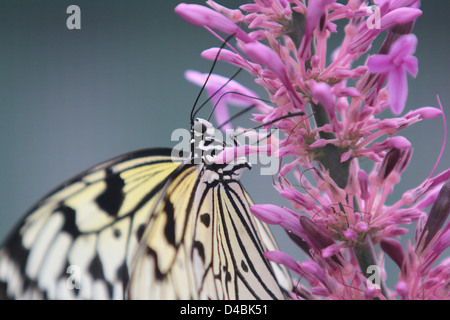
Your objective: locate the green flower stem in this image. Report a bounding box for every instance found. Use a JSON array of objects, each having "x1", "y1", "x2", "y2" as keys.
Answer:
[
  {"x1": 286, "y1": 9, "x2": 305, "y2": 49},
  {"x1": 312, "y1": 103, "x2": 350, "y2": 189},
  {"x1": 354, "y1": 237, "x2": 389, "y2": 299},
  {"x1": 311, "y1": 103, "x2": 335, "y2": 140}
]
